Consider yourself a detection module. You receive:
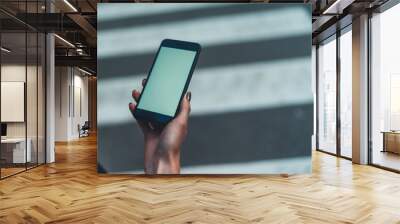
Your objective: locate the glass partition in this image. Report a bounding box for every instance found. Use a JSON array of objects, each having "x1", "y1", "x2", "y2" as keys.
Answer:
[
  {"x1": 38, "y1": 32, "x2": 45, "y2": 165},
  {"x1": 26, "y1": 0, "x2": 42, "y2": 169},
  {"x1": 1, "y1": 31, "x2": 28, "y2": 177},
  {"x1": 27, "y1": 30, "x2": 38, "y2": 169},
  {"x1": 0, "y1": 1, "x2": 46, "y2": 179}
]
